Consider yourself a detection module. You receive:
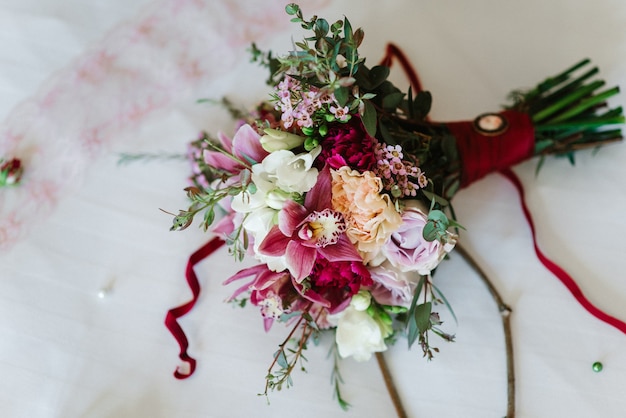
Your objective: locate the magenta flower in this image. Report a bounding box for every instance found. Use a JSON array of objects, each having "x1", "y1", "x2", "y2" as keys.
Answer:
[
  {"x1": 309, "y1": 255, "x2": 373, "y2": 313},
  {"x1": 258, "y1": 166, "x2": 362, "y2": 282},
  {"x1": 203, "y1": 123, "x2": 268, "y2": 174},
  {"x1": 224, "y1": 264, "x2": 295, "y2": 331},
  {"x1": 319, "y1": 118, "x2": 378, "y2": 171}
]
